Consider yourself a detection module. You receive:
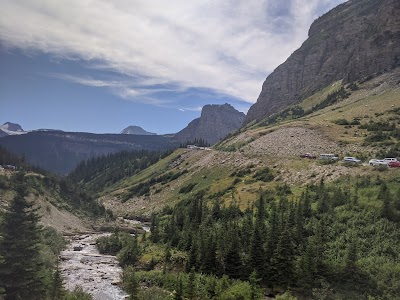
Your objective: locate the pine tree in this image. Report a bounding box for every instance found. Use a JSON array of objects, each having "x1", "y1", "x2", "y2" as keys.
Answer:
[
  {"x1": 225, "y1": 230, "x2": 242, "y2": 279},
  {"x1": 186, "y1": 239, "x2": 198, "y2": 272},
  {"x1": 118, "y1": 237, "x2": 141, "y2": 267},
  {"x1": 187, "y1": 268, "x2": 196, "y2": 300},
  {"x1": 50, "y1": 264, "x2": 64, "y2": 300},
  {"x1": 344, "y1": 240, "x2": 358, "y2": 275},
  {"x1": 297, "y1": 238, "x2": 317, "y2": 289},
  {"x1": 175, "y1": 275, "x2": 184, "y2": 300},
  {"x1": 0, "y1": 185, "x2": 46, "y2": 300},
  {"x1": 122, "y1": 266, "x2": 139, "y2": 300},
  {"x1": 150, "y1": 213, "x2": 161, "y2": 243},
  {"x1": 270, "y1": 229, "x2": 296, "y2": 288},
  {"x1": 250, "y1": 197, "x2": 267, "y2": 280},
  {"x1": 379, "y1": 183, "x2": 392, "y2": 219}
]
